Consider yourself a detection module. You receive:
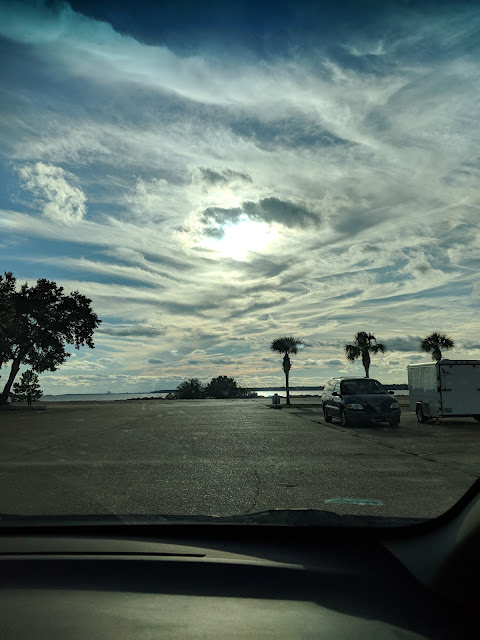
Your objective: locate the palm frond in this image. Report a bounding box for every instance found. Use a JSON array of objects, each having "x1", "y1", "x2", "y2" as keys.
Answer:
[
  {"x1": 421, "y1": 333, "x2": 454, "y2": 352},
  {"x1": 345, "y1": 344, "x2": 361, "y2": 361},
  {"x1": 271, "y1": 336, "x2": 303, "y2": 354},
  {"x1": 371, "y1": 343, "x2": 387, "y2": 354},
  {"x1": 439, "y1": 335, "x2": 454, "y2": 349}
]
